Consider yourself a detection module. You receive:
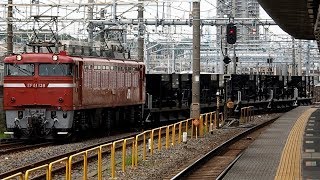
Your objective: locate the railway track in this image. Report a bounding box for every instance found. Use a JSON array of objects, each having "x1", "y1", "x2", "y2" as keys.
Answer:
[
  {"x1": 1, "y1": 114, "x2": 280, "y2": 179},
  {"x1": 2, "y1": 127, "x2": 173, "y2": 179},
  {"x1": 0, "y1": 140, "x2": 24, "y2": 149},
  {"x1": 0, "y1": 132, "x2": 140, "y2": 179},
  {"x1": 33, "y1": 129, "x2": 170, "y2": 179},
  {"x1": 168, "y1": 116, "x2": 280, "y2": 180},
  {"x1": 0, "y1": 138, "x2": 21, "y2": 143},
  {"x1": 0, "y1": 142, "x2": 53, "y2": 155}
]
